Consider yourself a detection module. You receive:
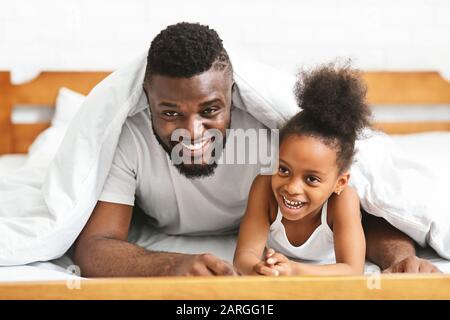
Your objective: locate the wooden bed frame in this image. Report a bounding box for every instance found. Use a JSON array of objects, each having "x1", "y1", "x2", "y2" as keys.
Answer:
[
  {"x1": 0, "y1": 70, "x2": 449, "y2": 299},
  {"x1": 1, "y1": 274, "x2": 449, "y2": 299}
]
